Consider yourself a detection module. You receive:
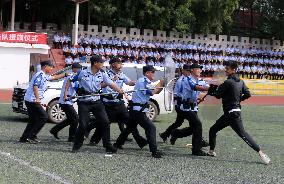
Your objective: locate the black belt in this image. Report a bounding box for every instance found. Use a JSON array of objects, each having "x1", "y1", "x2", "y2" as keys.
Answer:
[
  {"x1": 128, "y1": 100, "x2": 149, "y2": 112},
  {"x1": 181, "y1": 99, "x2": 197, "y2": 110}
]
